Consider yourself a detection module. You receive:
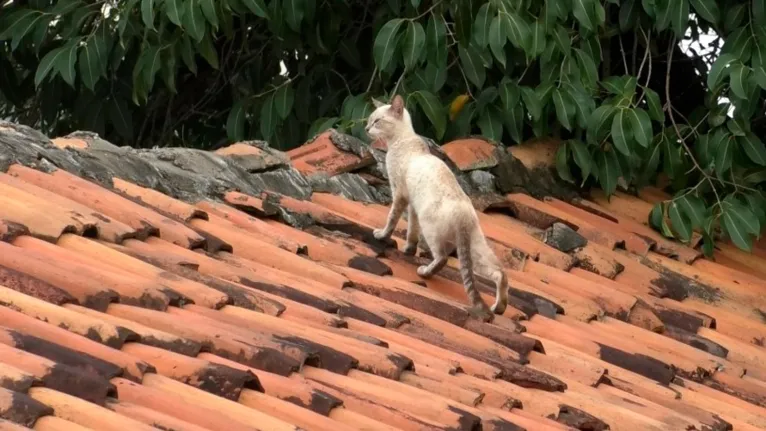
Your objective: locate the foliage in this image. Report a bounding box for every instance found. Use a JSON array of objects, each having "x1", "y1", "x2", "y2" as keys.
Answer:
[{"x1": 1, "y1": 0, "x2": 766, "y2": 254}]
